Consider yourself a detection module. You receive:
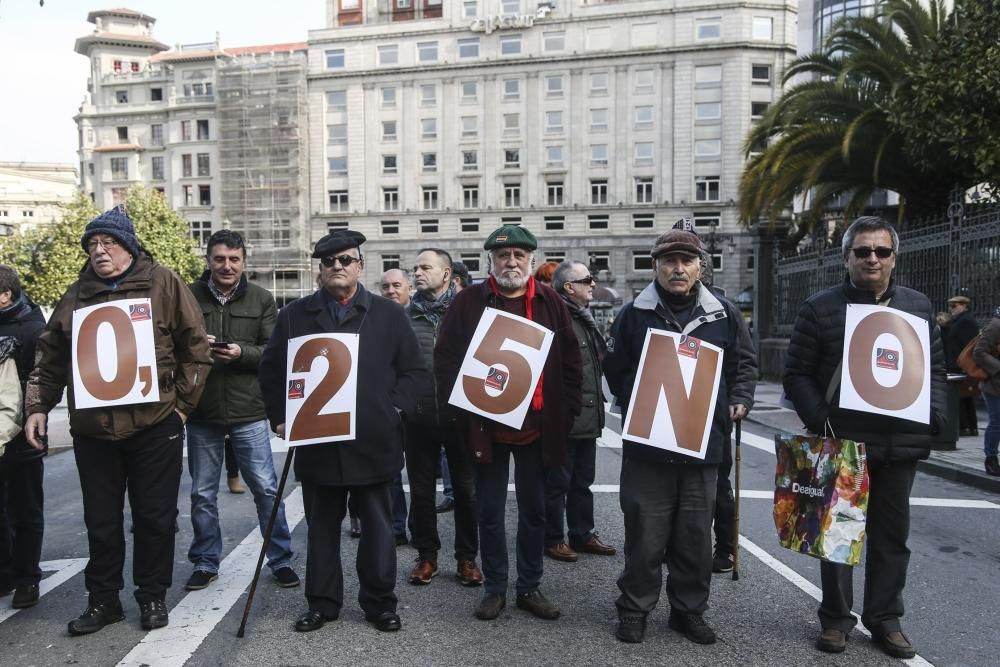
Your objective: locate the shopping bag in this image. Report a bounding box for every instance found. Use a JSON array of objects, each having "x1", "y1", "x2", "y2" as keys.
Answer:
[{"x1": 772, "y1": 433, "x2": 869, "y2": 566}]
